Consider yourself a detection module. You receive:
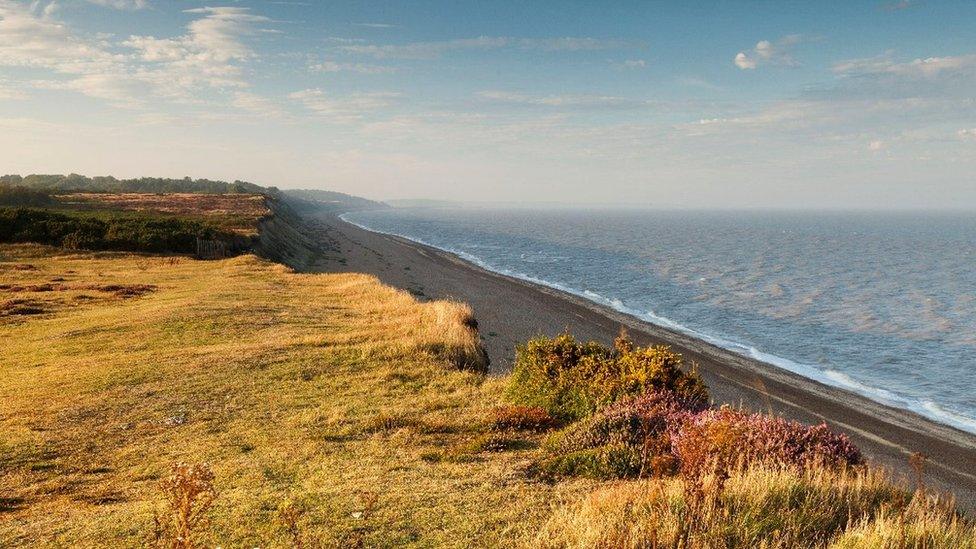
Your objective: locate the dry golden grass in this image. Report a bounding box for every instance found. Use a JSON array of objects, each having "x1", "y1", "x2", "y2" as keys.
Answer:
[
  {"x1": 533, "y1": 464, "x2": 975, "y2": 548},
  {"x1": 0, "y1": 243, "x2": 586, "y2": 547}
]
